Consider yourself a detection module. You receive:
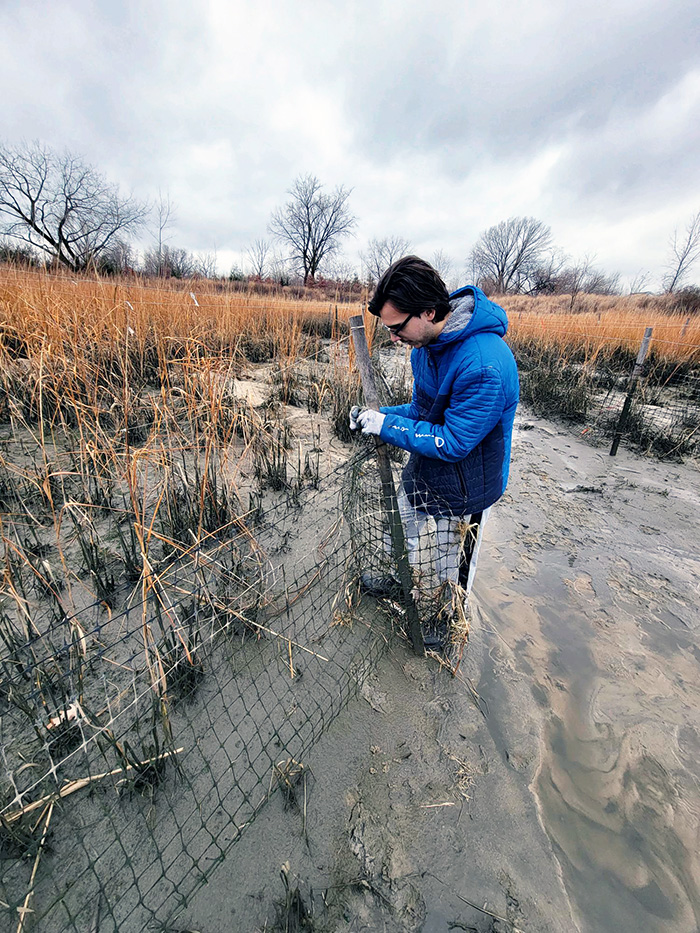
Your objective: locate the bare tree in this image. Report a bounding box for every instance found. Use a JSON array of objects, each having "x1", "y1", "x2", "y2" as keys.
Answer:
[
  {"x1": 469, "y1": 216, "x2": 553, "y2": 294},
  {"x1": 268, "y1": 249, "x2": 292, "y2": 285},
  {"x1": 431, "y1": 249, "x2": 455, "y2": 288},
  {"x1": 0, "y1": 141, "x2": 148, "y2": 271},
  {"x1": 195, "y1": 249, "x2": 218, "y2": 279},
  {"x1": 561, "y1": 255, "x2": 596, "y2": 311},
  {"x1": 360, "y1": 235, "x2": 411, "y2": 283},
  {"x1": 628, "y1": 270, "x2": 651, "y2": 294},
  {"x1": 529, "y1": 252, "x2": 620, "y2": 306},
  {"x1": 245, "y1": 238, "x2": 271, "y2": 278},
  {"x1": 323, "y1": 256, "x2": 361, "y2": 287},
  {"x1": 269, "y1": 174, "x2": 356, "y2": 285},
  {"x1": 153, "y1": 189, "x2": 175, "y2": 277},
  {"x1": 96, "y1": 238, "x2": 135, "y2": 275},
  {"x1": 582, "y1": 267, "x2": 620, "y2": 296},
  {"x1": 663, "y1": 210, "x2": 700, "y2": 293},
  {"x1": 528, "y1": 249, "x2": 568, "y2": 294}
]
